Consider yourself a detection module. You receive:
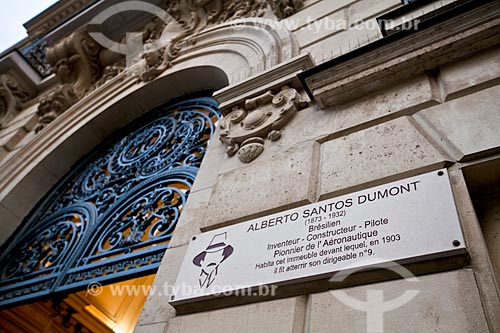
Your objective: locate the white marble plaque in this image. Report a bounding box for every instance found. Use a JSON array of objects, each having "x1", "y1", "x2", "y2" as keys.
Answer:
[{"x1": 170, "y1": 169, "x2": 466, "y2": 304}]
